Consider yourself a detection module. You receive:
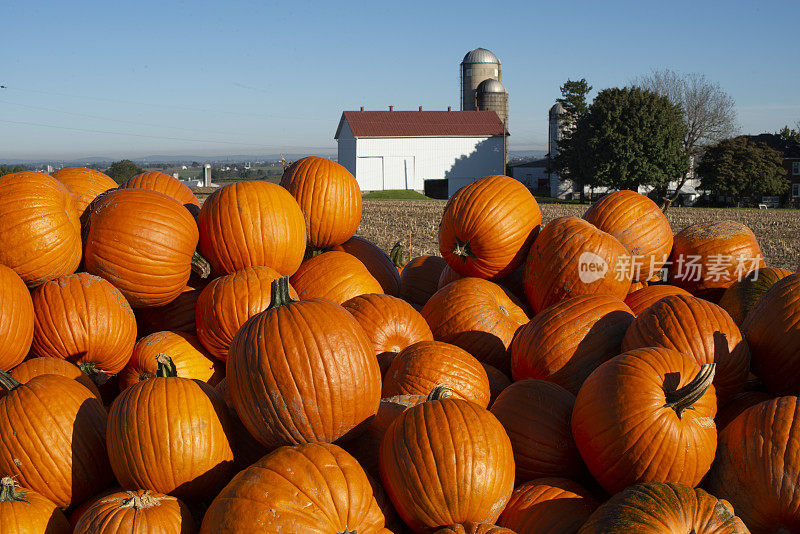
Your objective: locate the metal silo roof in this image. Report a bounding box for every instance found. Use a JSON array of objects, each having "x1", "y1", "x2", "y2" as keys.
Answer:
[
  {"x1": 477, "y1": 78, "x2": 506, "y2": 93},
  {"x1": 549, "y1": 102, "x2": 566, "y2": 117},
  {"x1": 462, "y1": 48, "x2": 500, "y2": 65}
]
